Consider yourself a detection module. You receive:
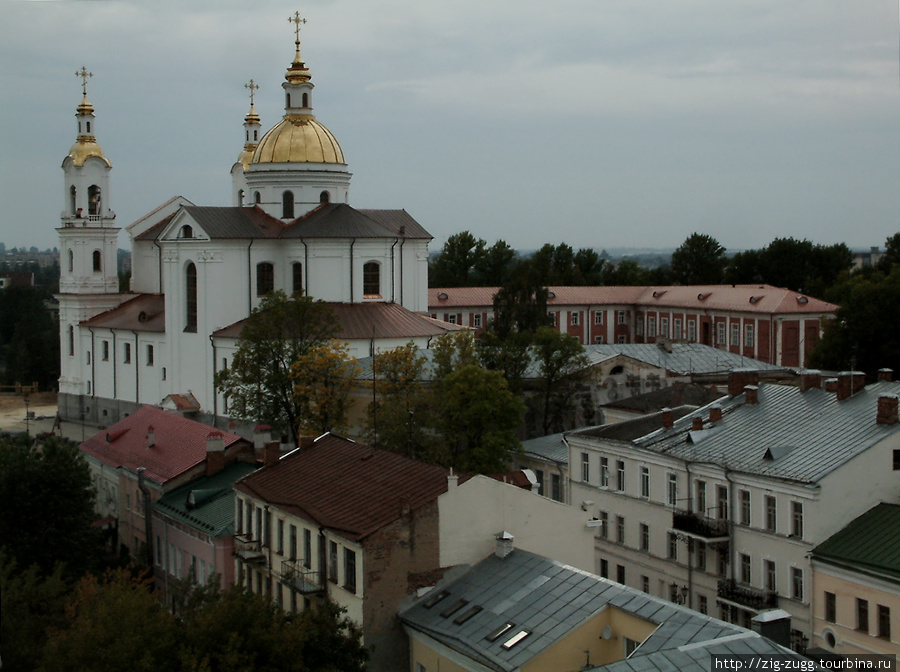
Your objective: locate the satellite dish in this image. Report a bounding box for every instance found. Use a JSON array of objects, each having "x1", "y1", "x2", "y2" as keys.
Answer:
[{"x1": 602, "y1": 625, "x2": 613, "y2": 640}]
